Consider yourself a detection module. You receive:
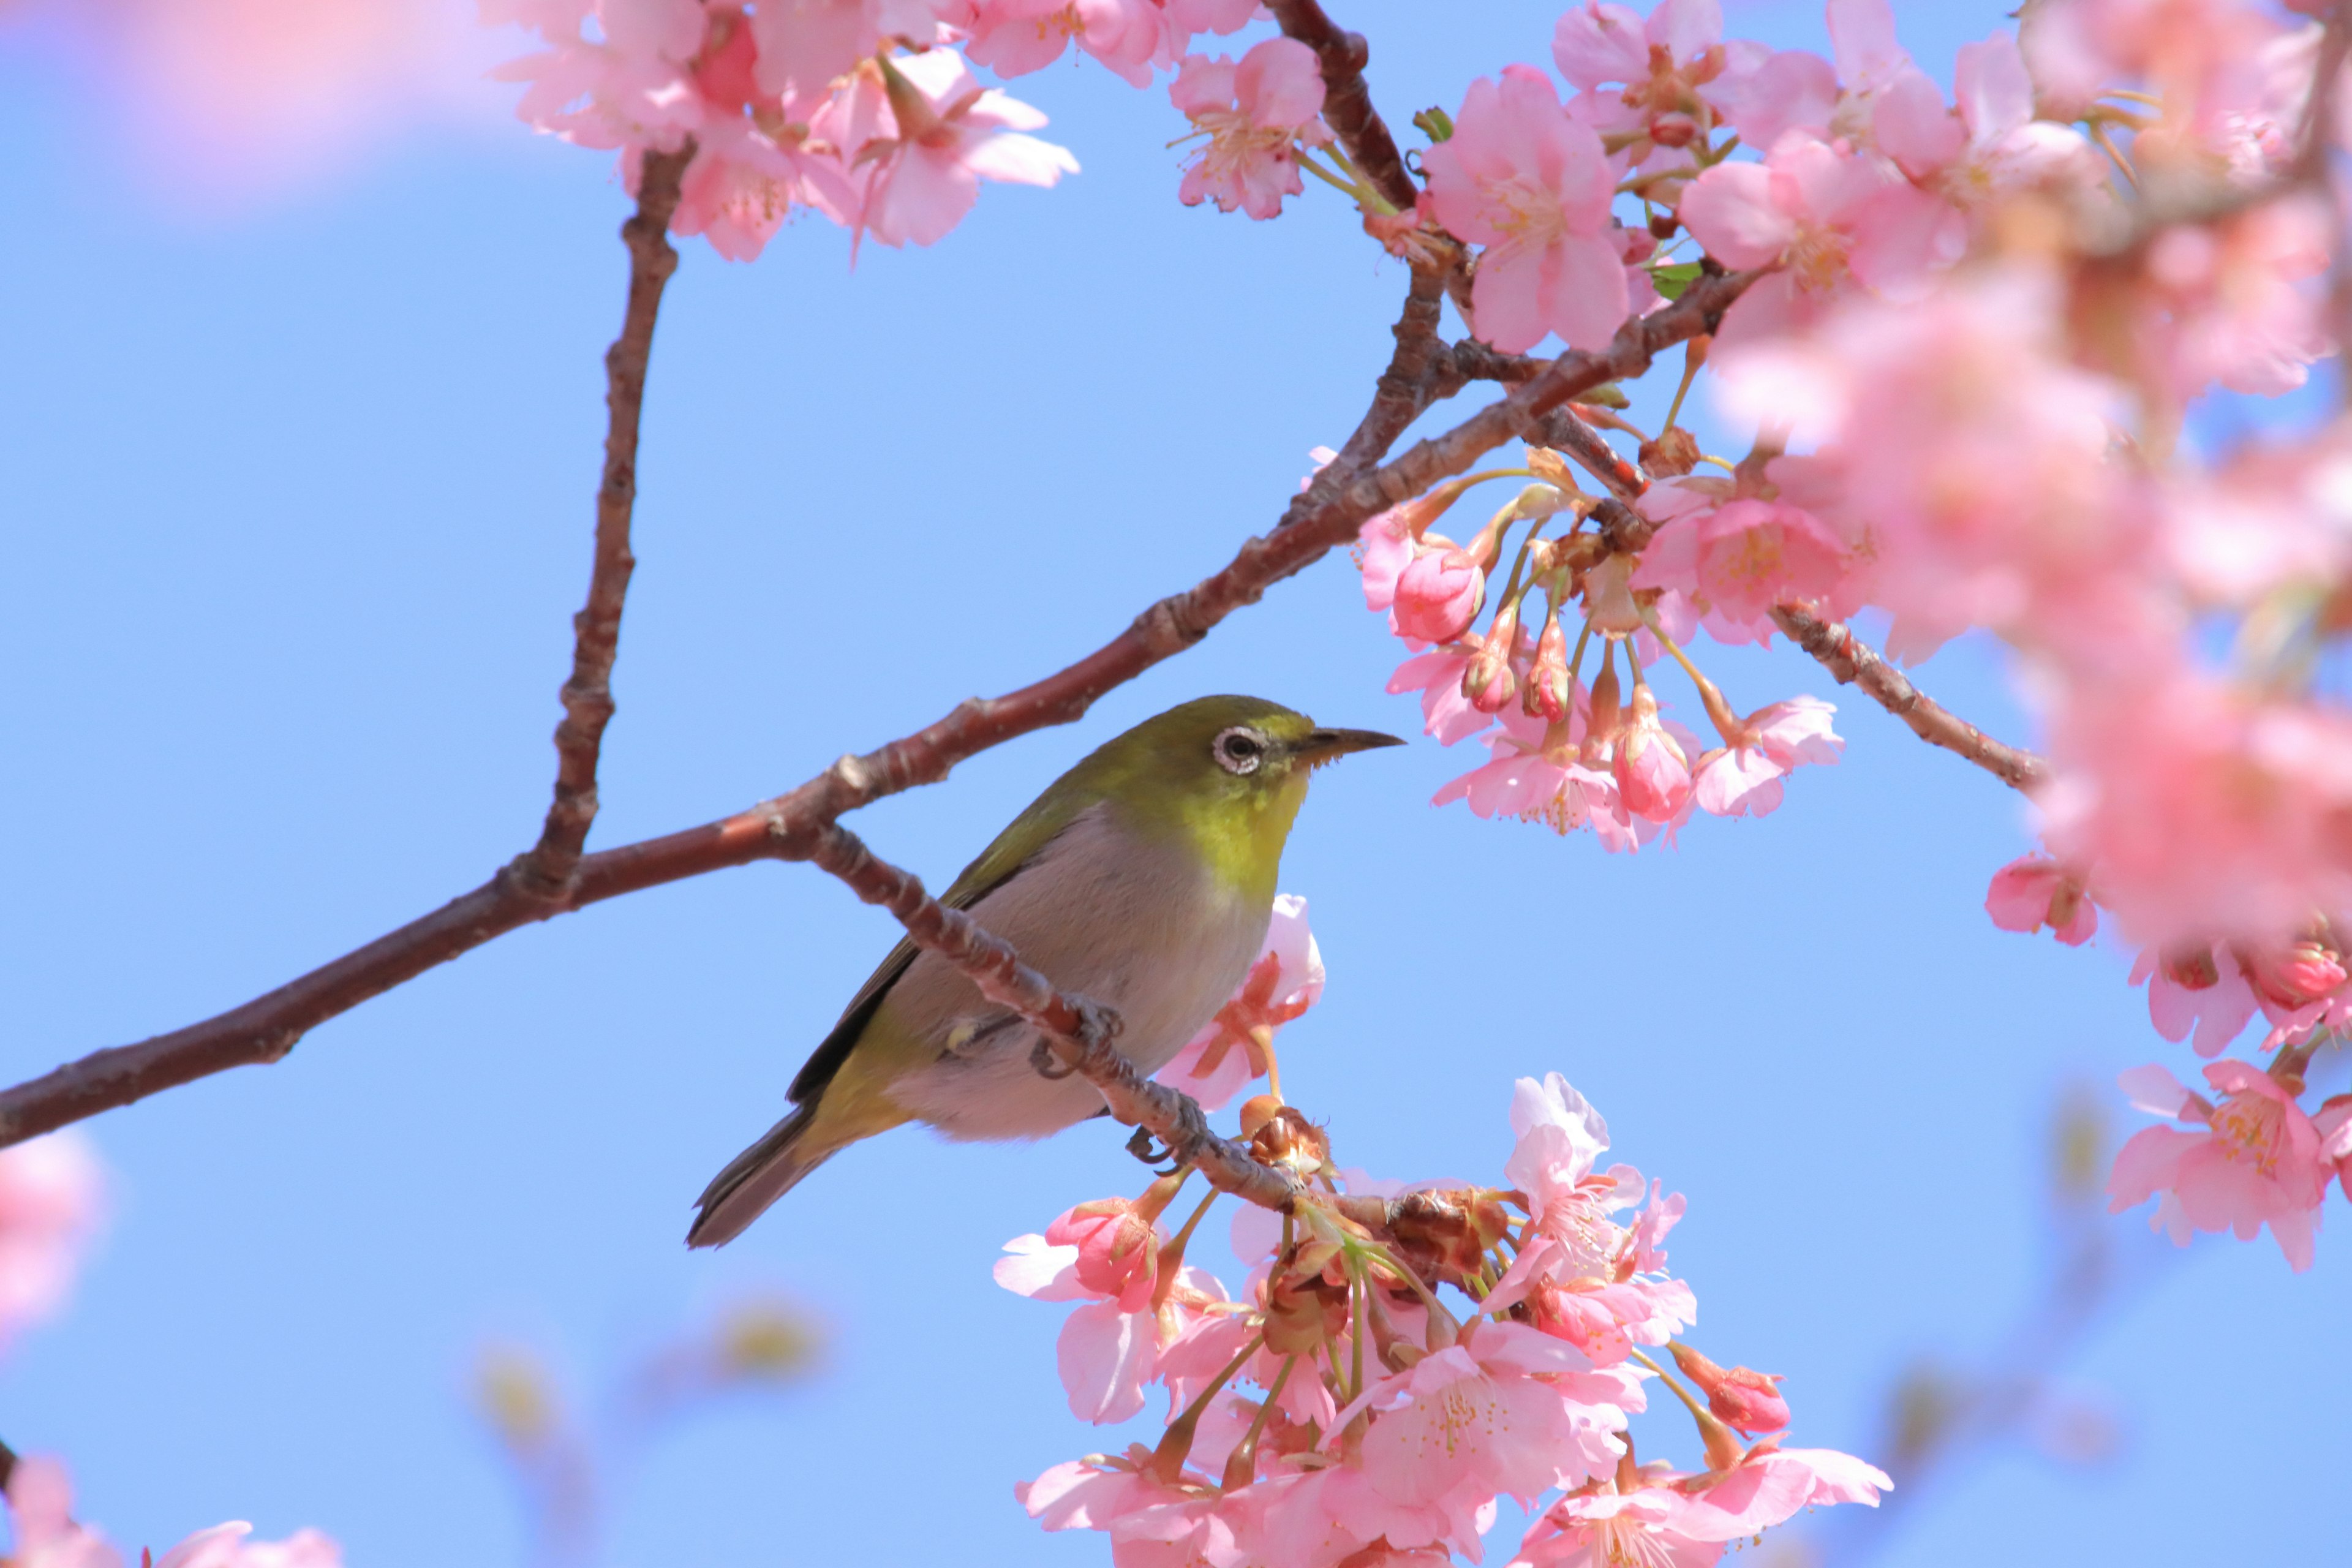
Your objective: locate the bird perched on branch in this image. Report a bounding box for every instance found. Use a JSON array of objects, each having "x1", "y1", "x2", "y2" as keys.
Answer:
[{"x1": 687, "y1": 695, "x2": 1401, "y2": 1247}]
